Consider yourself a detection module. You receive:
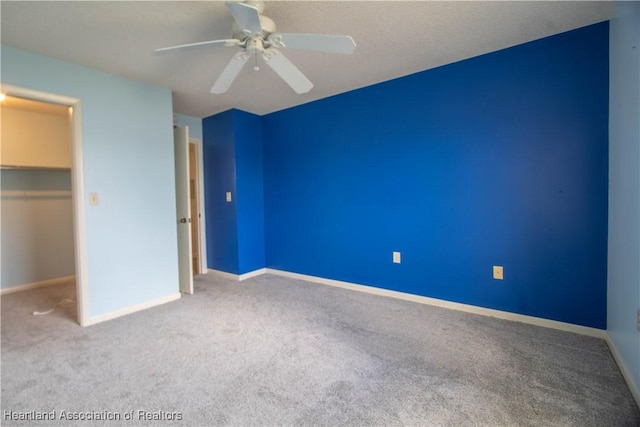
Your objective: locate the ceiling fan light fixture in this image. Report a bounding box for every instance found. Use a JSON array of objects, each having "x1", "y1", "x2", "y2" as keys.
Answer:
[{"x1": 156, "y1": 0, "x2": 356, "y2": 94}]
